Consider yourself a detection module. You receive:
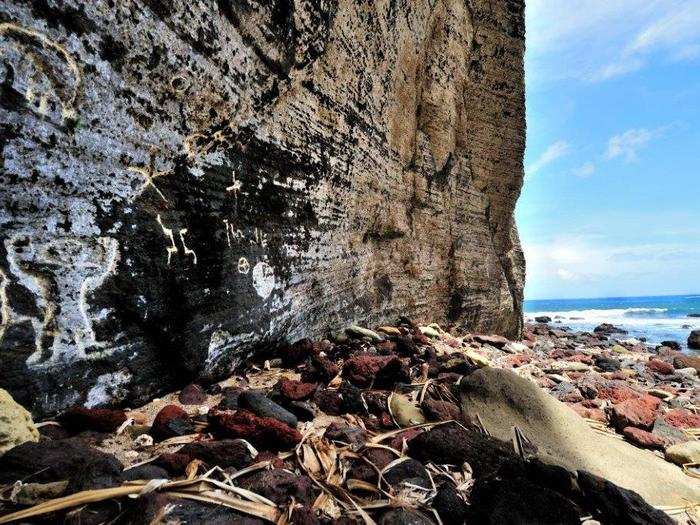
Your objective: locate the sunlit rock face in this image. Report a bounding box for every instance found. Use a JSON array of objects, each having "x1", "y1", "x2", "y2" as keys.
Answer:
[{"x1": 0, "y1": 0, "x2": 525, "y2": 416}]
